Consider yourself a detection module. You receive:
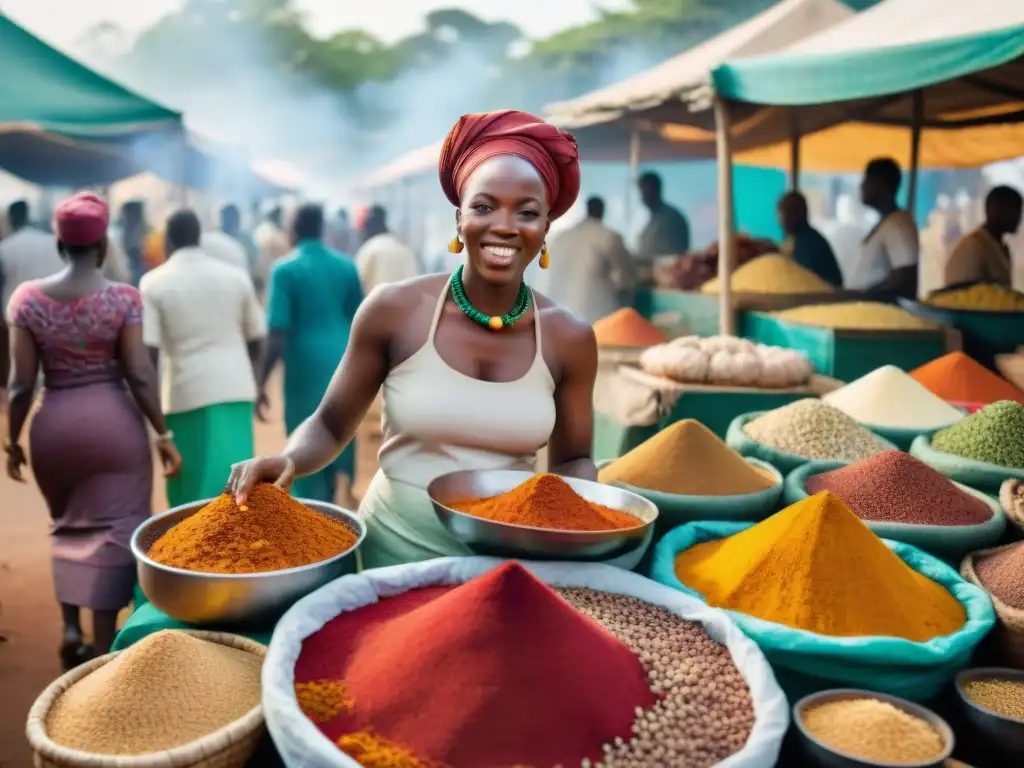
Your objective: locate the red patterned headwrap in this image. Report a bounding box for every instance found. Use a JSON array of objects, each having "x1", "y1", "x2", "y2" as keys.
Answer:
[
  {"x1": 54, "y1": 192, "x2": 109, "y2": 246},
  {"x1": 438, "y1": 110, "x2": 580, "y2": 220}
]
